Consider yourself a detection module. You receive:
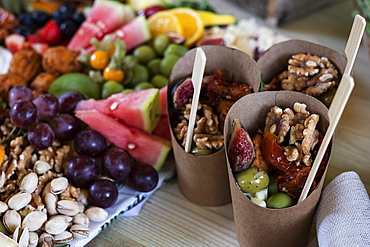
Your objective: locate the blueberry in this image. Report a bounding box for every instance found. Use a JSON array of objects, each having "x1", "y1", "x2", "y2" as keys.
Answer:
[
  {"x1": 60, "y1": 19, "x2": 77, "y2": 39},
  {"x1": 17, "y1": 13, "x2": 34, "y2": 26},
  {"x1": 71, "y1": 12, "x2": 85, "y2": 25},
  {"x1": 15, "y1": 25, "x2": 35, "y2": 37},
  {"x1": 31, "y1": 10, "x2": 50, "y2": 26}
]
